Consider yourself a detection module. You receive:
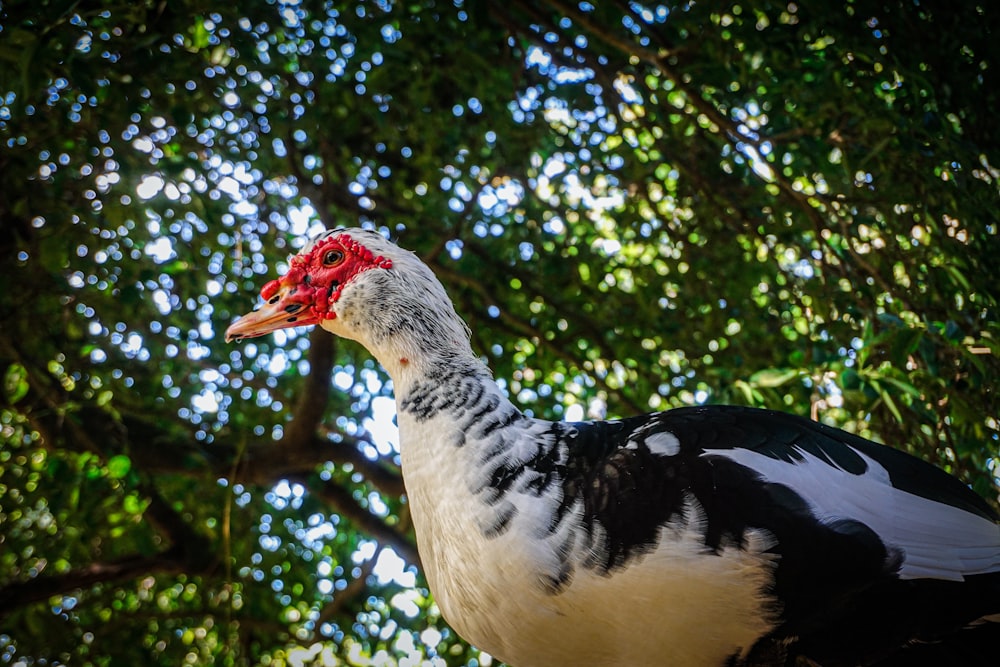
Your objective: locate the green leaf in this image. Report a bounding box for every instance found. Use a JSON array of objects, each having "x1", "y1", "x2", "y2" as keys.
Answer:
[
  {"x1": 840, "y1": 368, "x2": 861, "y2": 390},
  {"x1": 889, "y1": 328, "x2": 923, "y2": 367},
  {"x1": 123, "y1": 494, "x2": 144, "y2": 514},
  {"x1": 878, "y1": 376, "x2": 923, "y2": 399},
  {"x1": 749, "y1": 368, "x2": 801, "y2": 388},
  {"x1": 106, "y1": 455, "x2": 132, "y2": 480},
  {"x1": 3, "y1": 362, "x2": 29, "y2": 404},
  {"x1": 880, "y1": 390, "x2": 903, "y2": 423}
]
